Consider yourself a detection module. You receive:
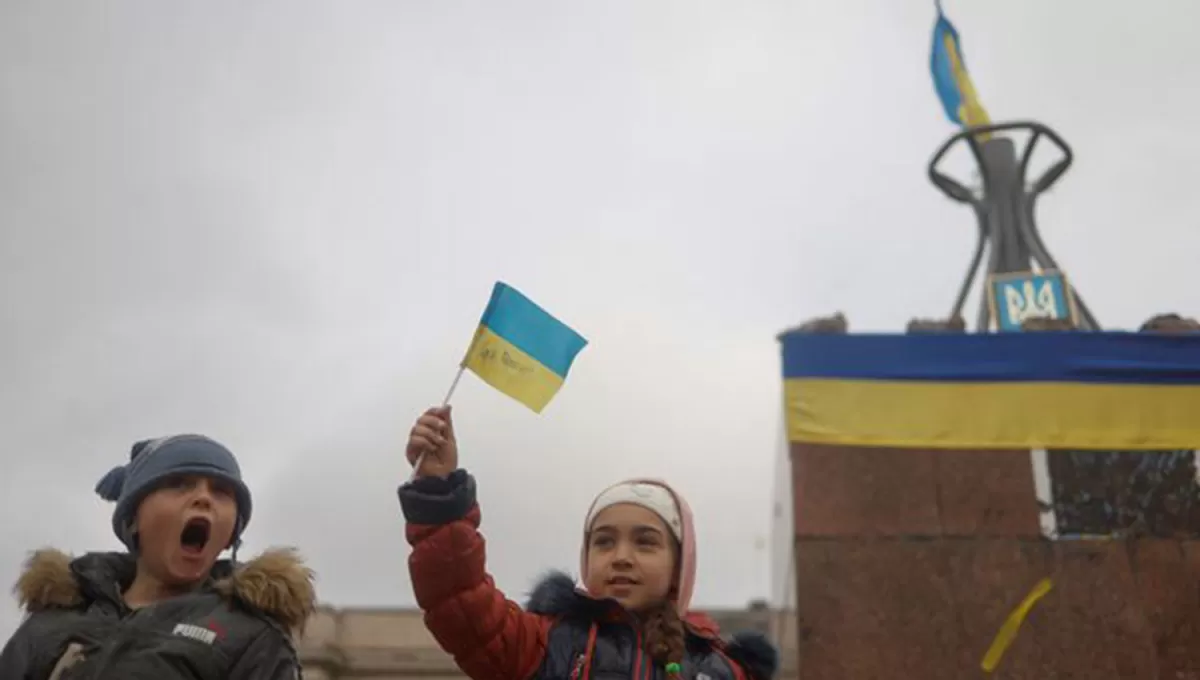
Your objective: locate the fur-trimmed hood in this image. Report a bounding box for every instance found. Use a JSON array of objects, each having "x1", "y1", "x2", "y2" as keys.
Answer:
[
  {"x1": 13, "y1": 547, "x2": 316, "y2": 633},
  {"x1": 526, "y1": 571, "x2": 779, "y2": 680}
]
